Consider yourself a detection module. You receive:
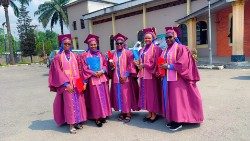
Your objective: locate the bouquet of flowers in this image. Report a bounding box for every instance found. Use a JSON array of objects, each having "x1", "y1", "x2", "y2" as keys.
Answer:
[
  {"x1": 76, "y1": 77, "x2": 86, "y2": 93},
  {"x1": 157, "y1": 57, "x2": 166, "y2": 77},
  {"x1": 107, "y1": 50, "x2": 114, "y2": 63}
]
